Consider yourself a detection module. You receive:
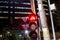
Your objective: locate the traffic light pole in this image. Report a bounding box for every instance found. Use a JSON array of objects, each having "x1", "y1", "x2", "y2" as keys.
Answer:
[
  {"x1": 37, "y1": 0, "x2": 50, "y2": 40},
  {"x1": 30, "y1": 0, "x2": 36, "y2": 14}
]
